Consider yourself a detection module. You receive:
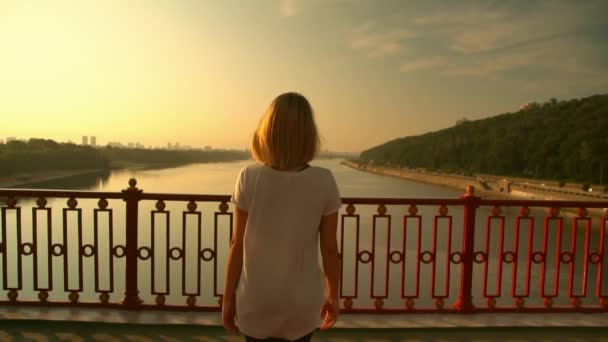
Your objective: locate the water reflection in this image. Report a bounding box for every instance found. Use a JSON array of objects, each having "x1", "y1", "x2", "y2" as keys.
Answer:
[{"x1": 8, "y1": 170, "x2": 111, "y2": 190}]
